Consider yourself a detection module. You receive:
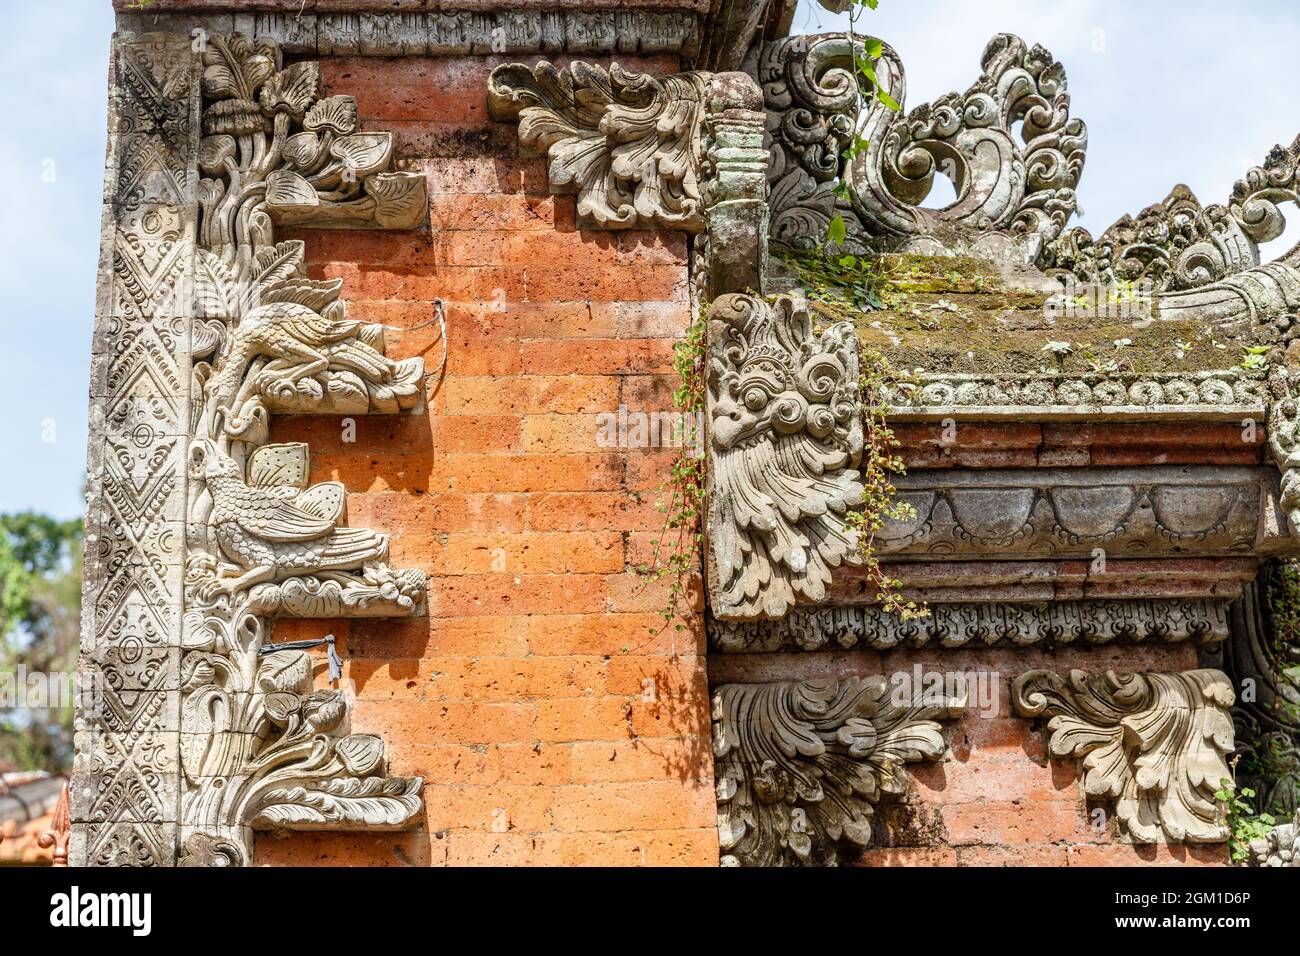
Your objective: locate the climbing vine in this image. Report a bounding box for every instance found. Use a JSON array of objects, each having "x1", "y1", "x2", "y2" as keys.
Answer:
[
  {"x1": 1217, "y1": 761, "x2": 1278, "y2": 863},
  {"x1": 637, "y1": 307, "x2": 708, "y2": 637}
]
